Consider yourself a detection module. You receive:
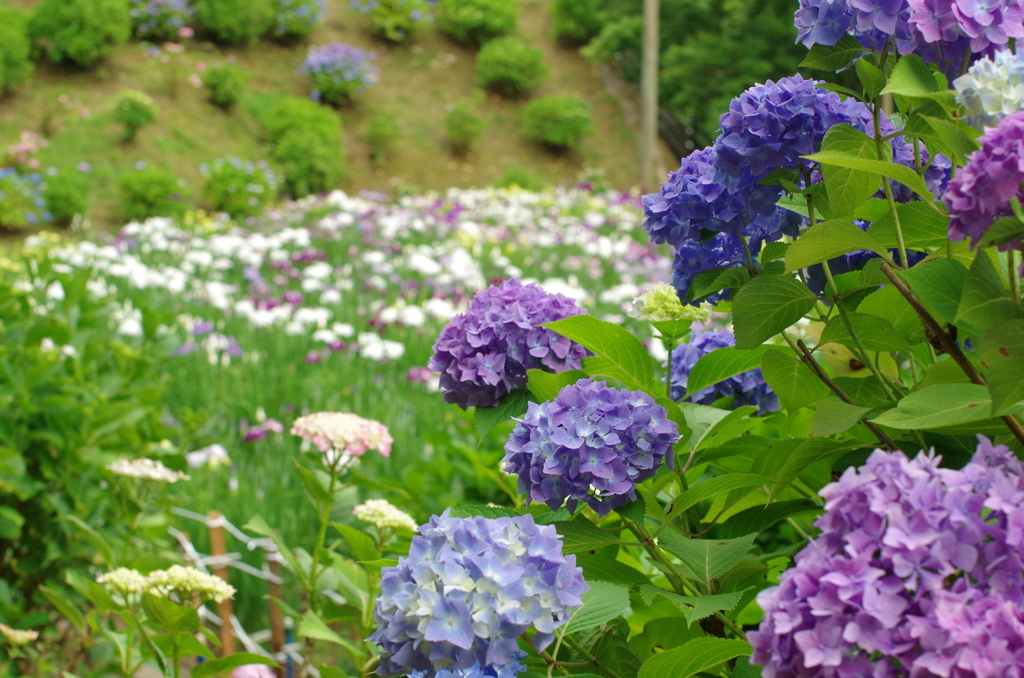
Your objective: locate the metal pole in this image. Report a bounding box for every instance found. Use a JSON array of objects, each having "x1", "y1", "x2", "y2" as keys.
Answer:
[
  {"x1": 207, "y1": 510, "x2": 236, "y2": 656},
  {"x1": 267, "y1": 546, "x2": 286, "y2": 678},
  {"x1": 639, "y1": 0, "x2": 660, "y2": 192}
]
